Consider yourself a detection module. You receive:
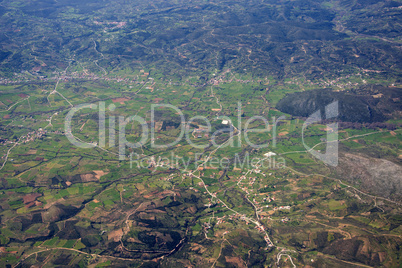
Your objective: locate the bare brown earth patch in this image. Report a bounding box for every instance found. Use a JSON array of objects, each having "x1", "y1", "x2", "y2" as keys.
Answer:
[
  {"x1": 108, "y1": 228, "x2": 124, "y2": 242},
  {"x1": 112, "y1": 97, "x2": 130, "y2": 104},
  {"x1": 80, "y1": 174, "x2": 98, "y2": 182},
  {"x1": 80, "y1": 171, "x2": 108, "y2": 182},
  {"x1": 18, "y1": 93, "x2": 29, "y2": 98},
  {"x1": 93, "y1": 170, "x2": 108, "y2": 180},
  {"x1": 23, "y1": 193, "x2": 42, "y2": 204},
  {"x1": 225, "y1": 256, "x2": 246, "y2": 268}
]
